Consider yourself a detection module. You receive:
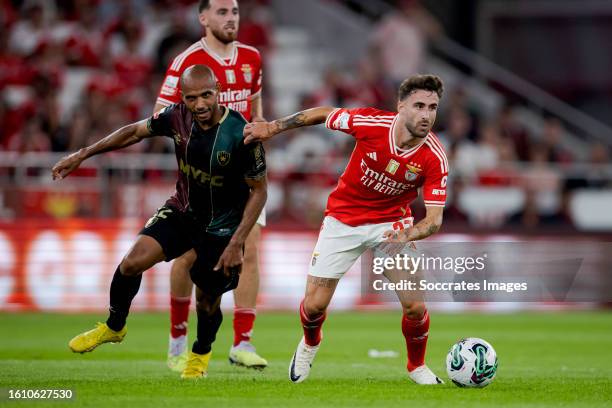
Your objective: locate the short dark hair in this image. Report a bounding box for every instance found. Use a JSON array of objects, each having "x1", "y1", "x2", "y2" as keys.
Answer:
[
  {"x1": 198, "y1": 0, "x2": 210, "y2": 12},
  {"x1": 398, "y1": 74, "x2": 444, "y2": 100}
]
